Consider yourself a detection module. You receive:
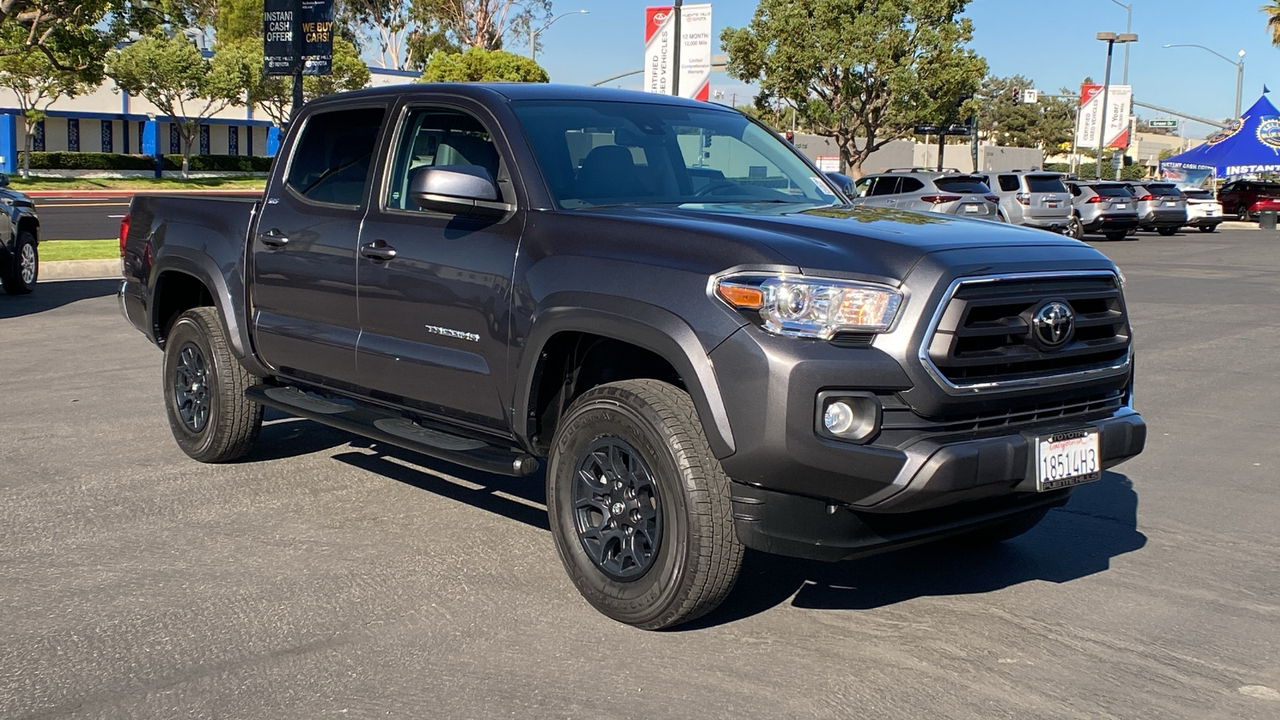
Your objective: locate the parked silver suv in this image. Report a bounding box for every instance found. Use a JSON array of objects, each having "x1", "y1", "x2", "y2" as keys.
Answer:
[
  {"x1": 977, "y1": 170, "x2": 1073, "y2": 234},
  {"x1": 1122, "y1": 182, "x2": 1189, "y2": 235},
  {"x1": 1064, "y1": 180, "x2": 1140, "y2": 241},
  {"x1": 850, "y1": 170, "x2": 1001, "y2": 221}
]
